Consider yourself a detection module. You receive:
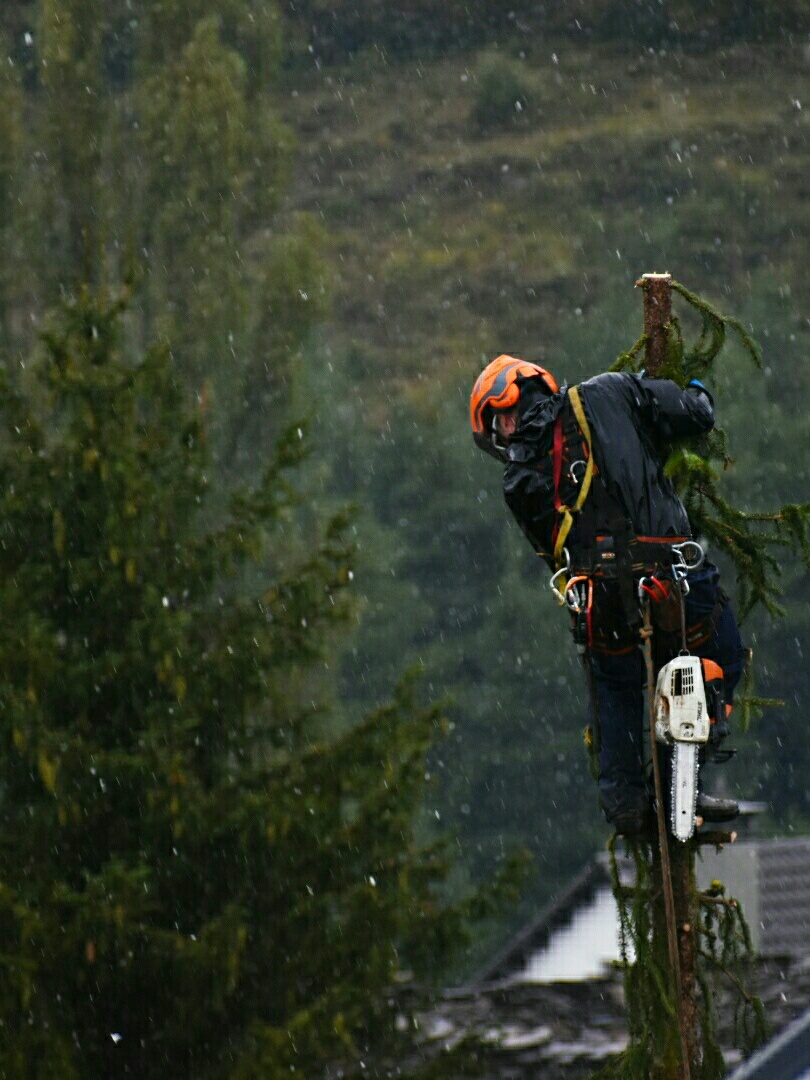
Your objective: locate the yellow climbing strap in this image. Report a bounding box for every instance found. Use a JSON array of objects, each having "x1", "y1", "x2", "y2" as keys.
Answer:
[{"x1": 553, "y1": 384, "x2": 595, "y2": 568}]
